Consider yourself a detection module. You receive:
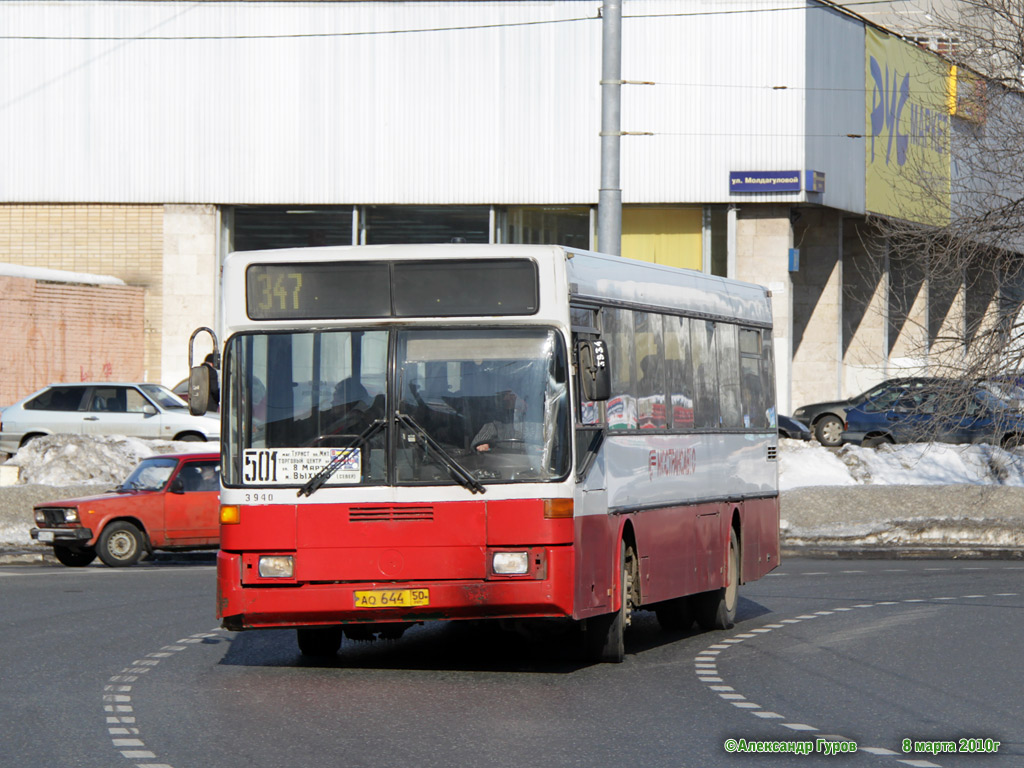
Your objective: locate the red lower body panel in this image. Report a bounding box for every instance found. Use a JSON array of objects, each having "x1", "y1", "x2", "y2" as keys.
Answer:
[{"x1": 217, "y1": 546, "x2": 575, "y2": 629}]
